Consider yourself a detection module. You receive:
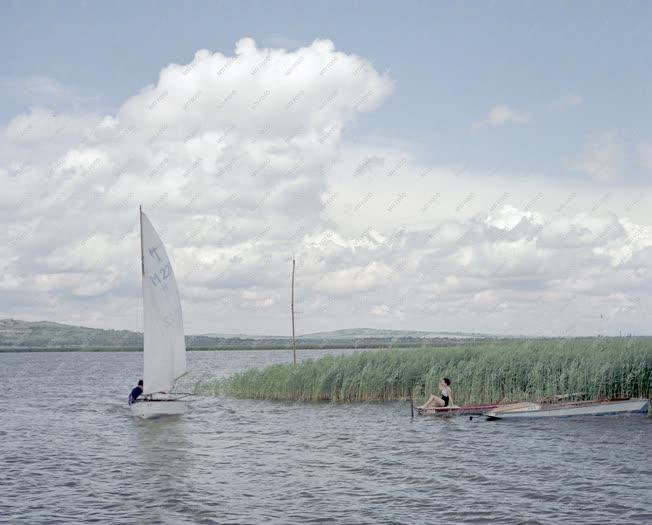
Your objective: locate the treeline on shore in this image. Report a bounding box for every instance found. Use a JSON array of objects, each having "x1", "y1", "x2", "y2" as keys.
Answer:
[
  {"x1": 0, "y1": 337, "x2": 493, "y2": 352},
  {"x1": 201, "y1": 338, "x2": 652, "y2": 404},
  {"x1": 1, "y1": 318, "x2": 496, "y2": 351}
]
